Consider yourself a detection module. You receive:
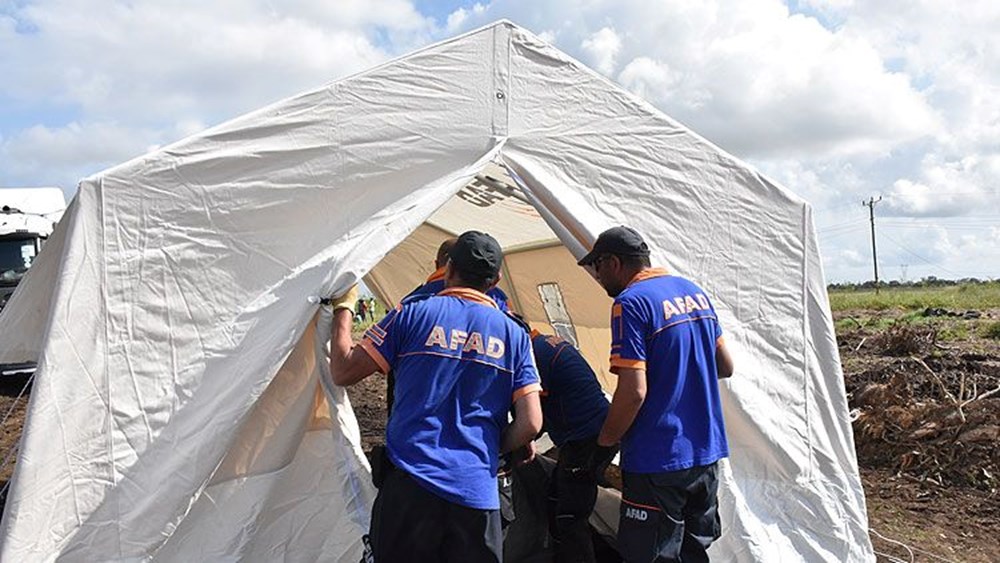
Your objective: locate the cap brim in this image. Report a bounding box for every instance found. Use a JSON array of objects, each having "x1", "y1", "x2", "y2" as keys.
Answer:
[{"x1": 577, "y1": 250, "x2": 600, "y2": 266}]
